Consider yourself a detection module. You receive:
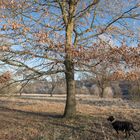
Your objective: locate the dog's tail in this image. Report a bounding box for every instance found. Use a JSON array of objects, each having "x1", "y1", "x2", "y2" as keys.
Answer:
[{"x1": 132, "y1": 127, "x2": 140, "y2": 132}]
